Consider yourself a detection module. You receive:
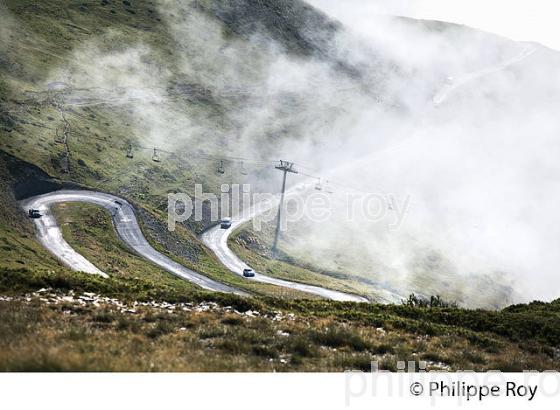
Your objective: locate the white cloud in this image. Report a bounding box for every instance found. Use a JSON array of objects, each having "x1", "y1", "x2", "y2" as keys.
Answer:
[{"x1": 308, "y1": 0, "x2": 560, "y2": 50}]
